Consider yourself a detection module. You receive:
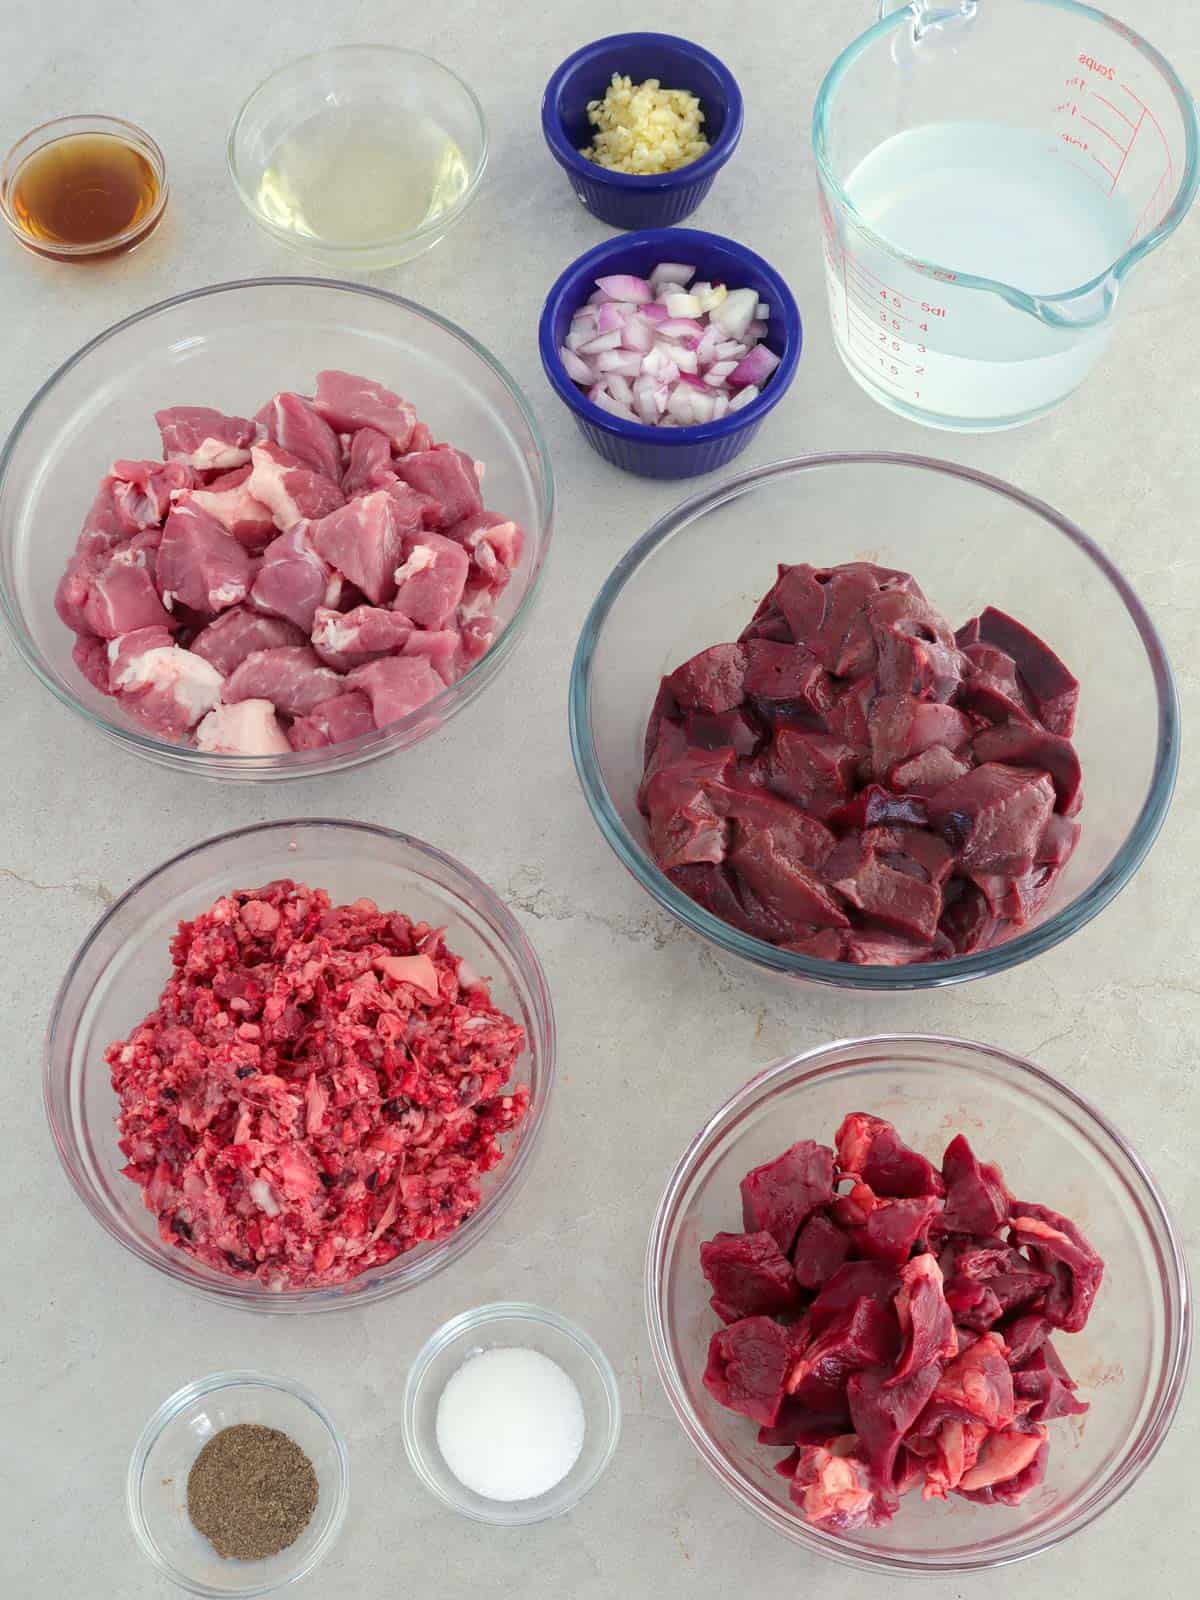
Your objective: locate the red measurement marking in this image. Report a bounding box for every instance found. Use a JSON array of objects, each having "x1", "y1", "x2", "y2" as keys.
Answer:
[
  {"x1": 1058, "y1": 155, "x2": 1111, "y2": 195},
  {"x1": 1092, "y1": 91, "x2": 1137, "y2": 131},
  {"x1": 1080, "y1": 112, "x2": 1126, "y2": 153},
  {"x1": 1091, "y1": 150, "x2": 1119, "y2": 182},
  {"x1": 1107, "y1": 104, "x2": 1145, "y2": 194}
]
